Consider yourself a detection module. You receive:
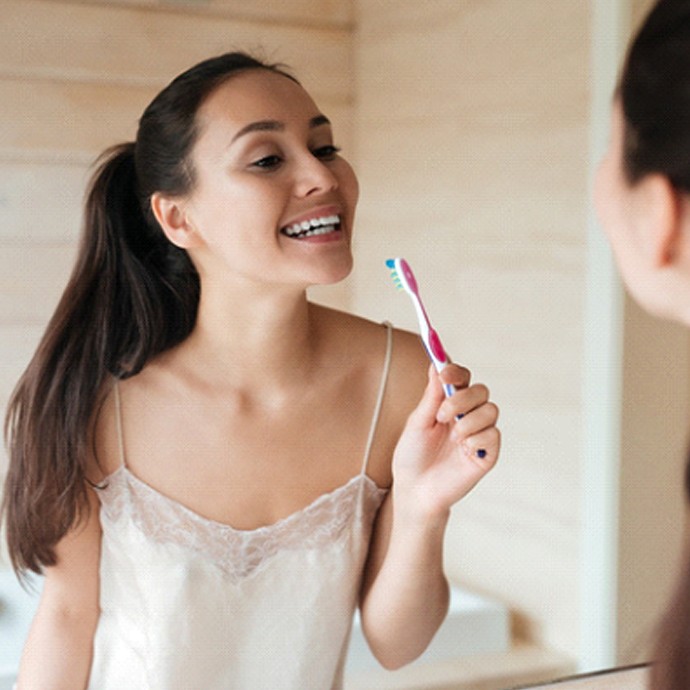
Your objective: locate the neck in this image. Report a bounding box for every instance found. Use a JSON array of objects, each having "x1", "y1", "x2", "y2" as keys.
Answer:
[{"x1": 178, "y1": 284, "x2": 320, "y2": 393}]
